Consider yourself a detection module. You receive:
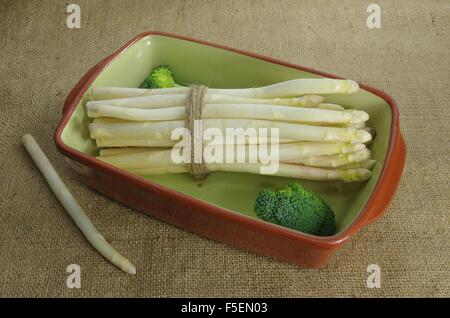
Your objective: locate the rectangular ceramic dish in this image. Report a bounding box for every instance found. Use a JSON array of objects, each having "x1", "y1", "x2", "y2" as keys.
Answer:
[{"x1": 54, "y1": 32, "x2": 406, "y2": 268}]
